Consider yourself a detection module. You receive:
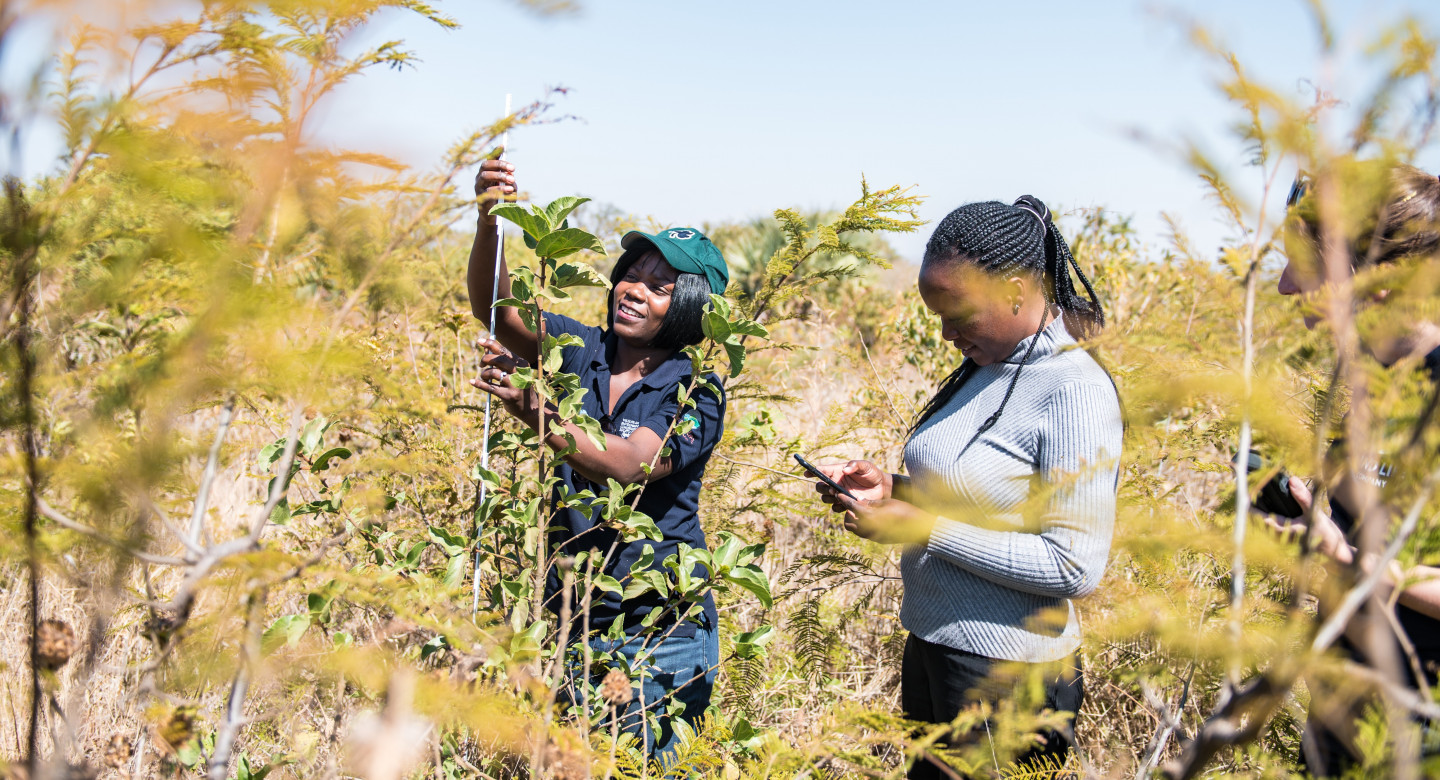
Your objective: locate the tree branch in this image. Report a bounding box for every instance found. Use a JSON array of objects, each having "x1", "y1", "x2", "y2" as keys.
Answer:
[{"x1": 188, "y1": 396, "x2": 237, "y2": 545}]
